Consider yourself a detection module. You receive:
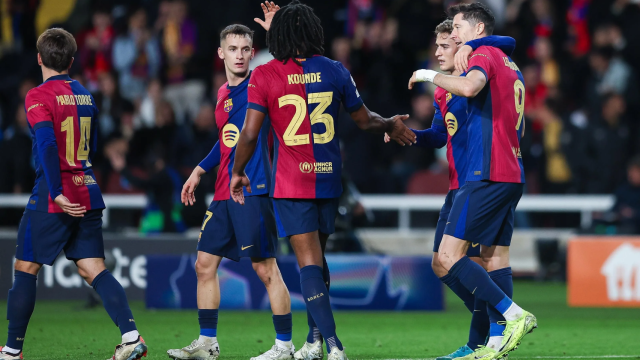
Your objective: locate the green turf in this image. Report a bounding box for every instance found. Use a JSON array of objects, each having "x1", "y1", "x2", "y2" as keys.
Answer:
[{"x1": 1, "y1": 281, "x2": 639, "y2": 360}]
